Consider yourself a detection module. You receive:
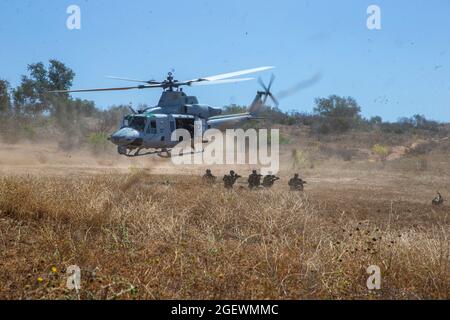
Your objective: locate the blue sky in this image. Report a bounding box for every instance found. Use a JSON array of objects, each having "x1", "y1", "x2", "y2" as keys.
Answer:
[{"x1": 1, "y1": 0, "x2": 449, "y2": 121}]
